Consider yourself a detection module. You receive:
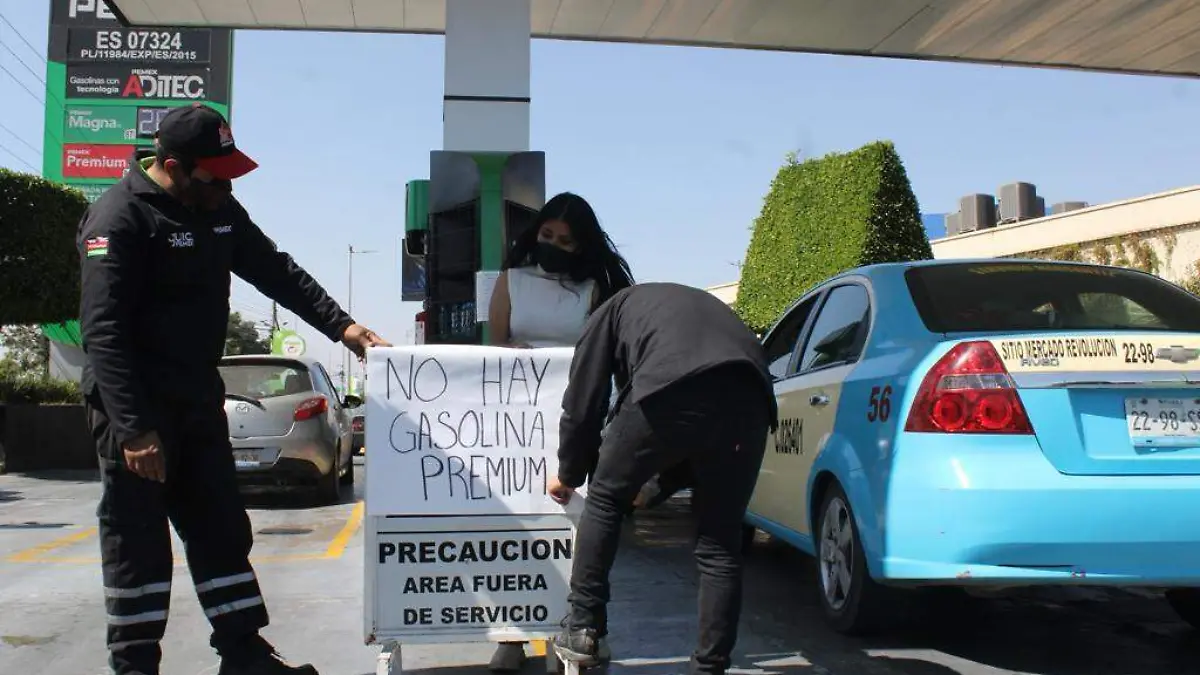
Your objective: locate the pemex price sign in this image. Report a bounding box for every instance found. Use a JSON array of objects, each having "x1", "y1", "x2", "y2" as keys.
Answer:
[{"x1": 44, "y1": 0, "x2": 235, "y2": 203}]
